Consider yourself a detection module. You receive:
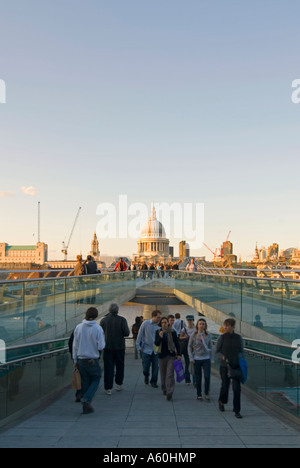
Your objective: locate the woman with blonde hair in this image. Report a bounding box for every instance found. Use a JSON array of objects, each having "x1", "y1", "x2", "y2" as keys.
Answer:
[{"x1": 188, "y1": 318, "x2": 213, "y2": 401}]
